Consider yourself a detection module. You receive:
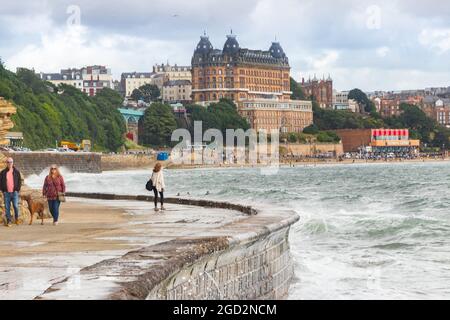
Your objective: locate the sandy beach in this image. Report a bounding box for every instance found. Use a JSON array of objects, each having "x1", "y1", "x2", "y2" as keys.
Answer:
[{"x1": 165, "y1": 156, "x2": 450, "y2": 170}]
